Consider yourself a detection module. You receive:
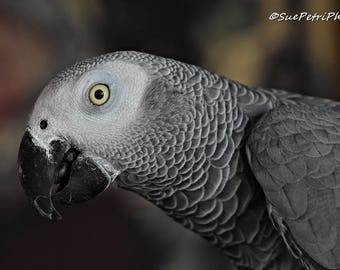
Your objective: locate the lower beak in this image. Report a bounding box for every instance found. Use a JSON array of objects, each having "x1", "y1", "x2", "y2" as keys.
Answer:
[{"x1": 18, "y1": 131, "x2": 120, "y2": 220}]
